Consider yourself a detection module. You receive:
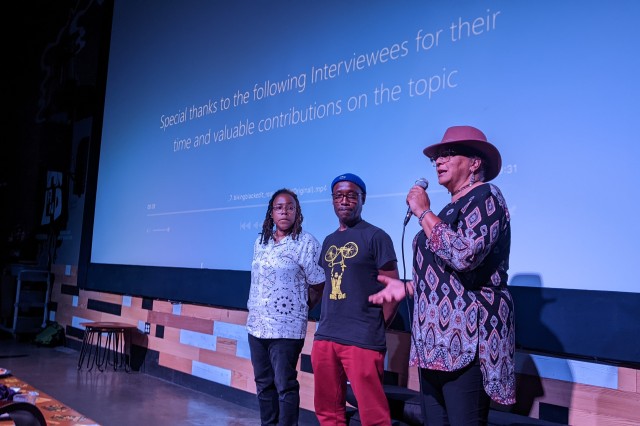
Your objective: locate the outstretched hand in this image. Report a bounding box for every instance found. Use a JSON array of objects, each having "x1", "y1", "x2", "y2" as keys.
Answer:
[{"x1": 369, "y1": 275, "x2": 412, "y2": 305}]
